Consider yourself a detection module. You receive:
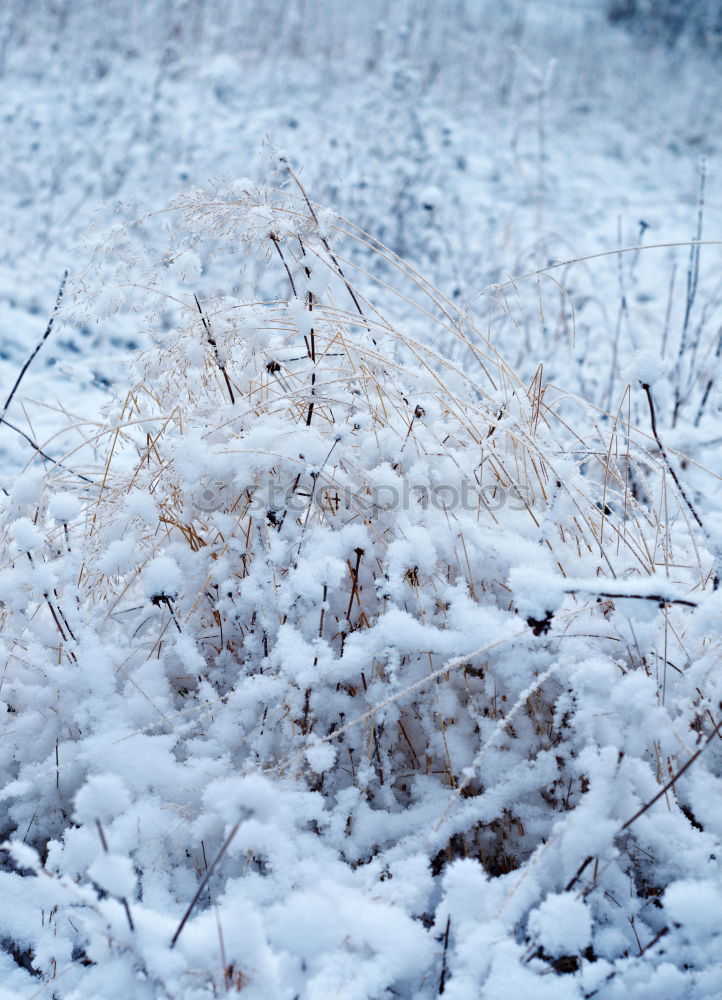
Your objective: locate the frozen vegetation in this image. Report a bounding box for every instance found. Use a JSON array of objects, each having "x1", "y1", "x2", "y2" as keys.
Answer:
[{"x1": 1, "y1": 2, "x2": 722, "y2": 997}]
